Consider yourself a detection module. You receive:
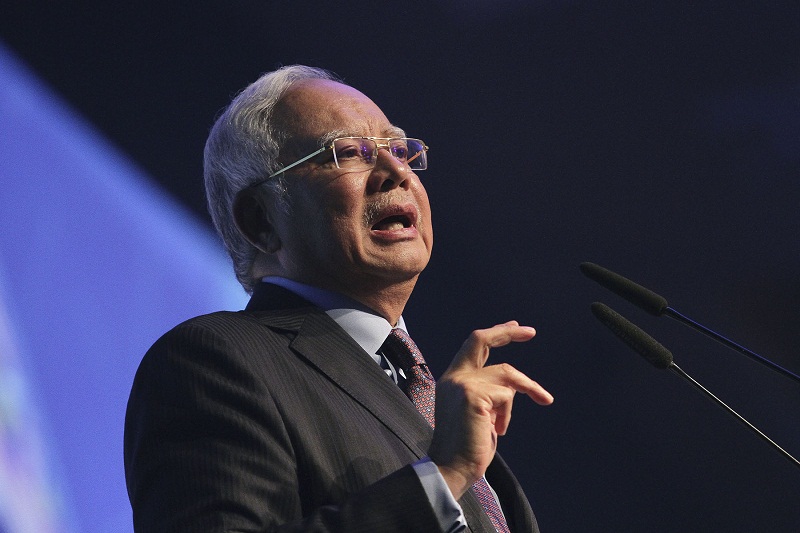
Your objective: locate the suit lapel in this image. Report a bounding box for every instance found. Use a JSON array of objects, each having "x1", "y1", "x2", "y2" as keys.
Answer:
[
  {"x1": 247, "y1": 283, "x2": 432, "y2": 458},
  {"x1": 485, "y1": 453, "x2": 537, "y2": 532},
  {"x1": 291, "y1": 310, "x2": 434, "y2": 456}
]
